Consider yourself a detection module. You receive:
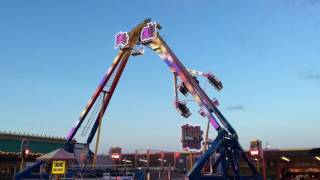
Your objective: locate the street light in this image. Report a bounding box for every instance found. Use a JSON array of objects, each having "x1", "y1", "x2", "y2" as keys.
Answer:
[
  {"x1": 122, "y1": 160, "x2": 132, "y2": 163},
  {"x1": 158, "y1": 159, "x2": 167, "y2": 163},
  {"x1": 139, "y1": 159, "x2": 148, "y2": 163},
  {"x1": 281, "y1": 156, "x2": 290, "y2": 162},
  {"x1": 139, "y1": 158, "x2": 148, "y2": 167},
  {"x1": 23, "y1": 148, "x2": 30, "y2": 158},
  {"x1": 122, "y1": 159, "x2": 131, "y2": 175},
  {"x1": 314, "y1": 156, "x2": 320, "y2": 161},
  {"x1": 20, "y1": 139, "x2": 30, "y2": 171}
]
